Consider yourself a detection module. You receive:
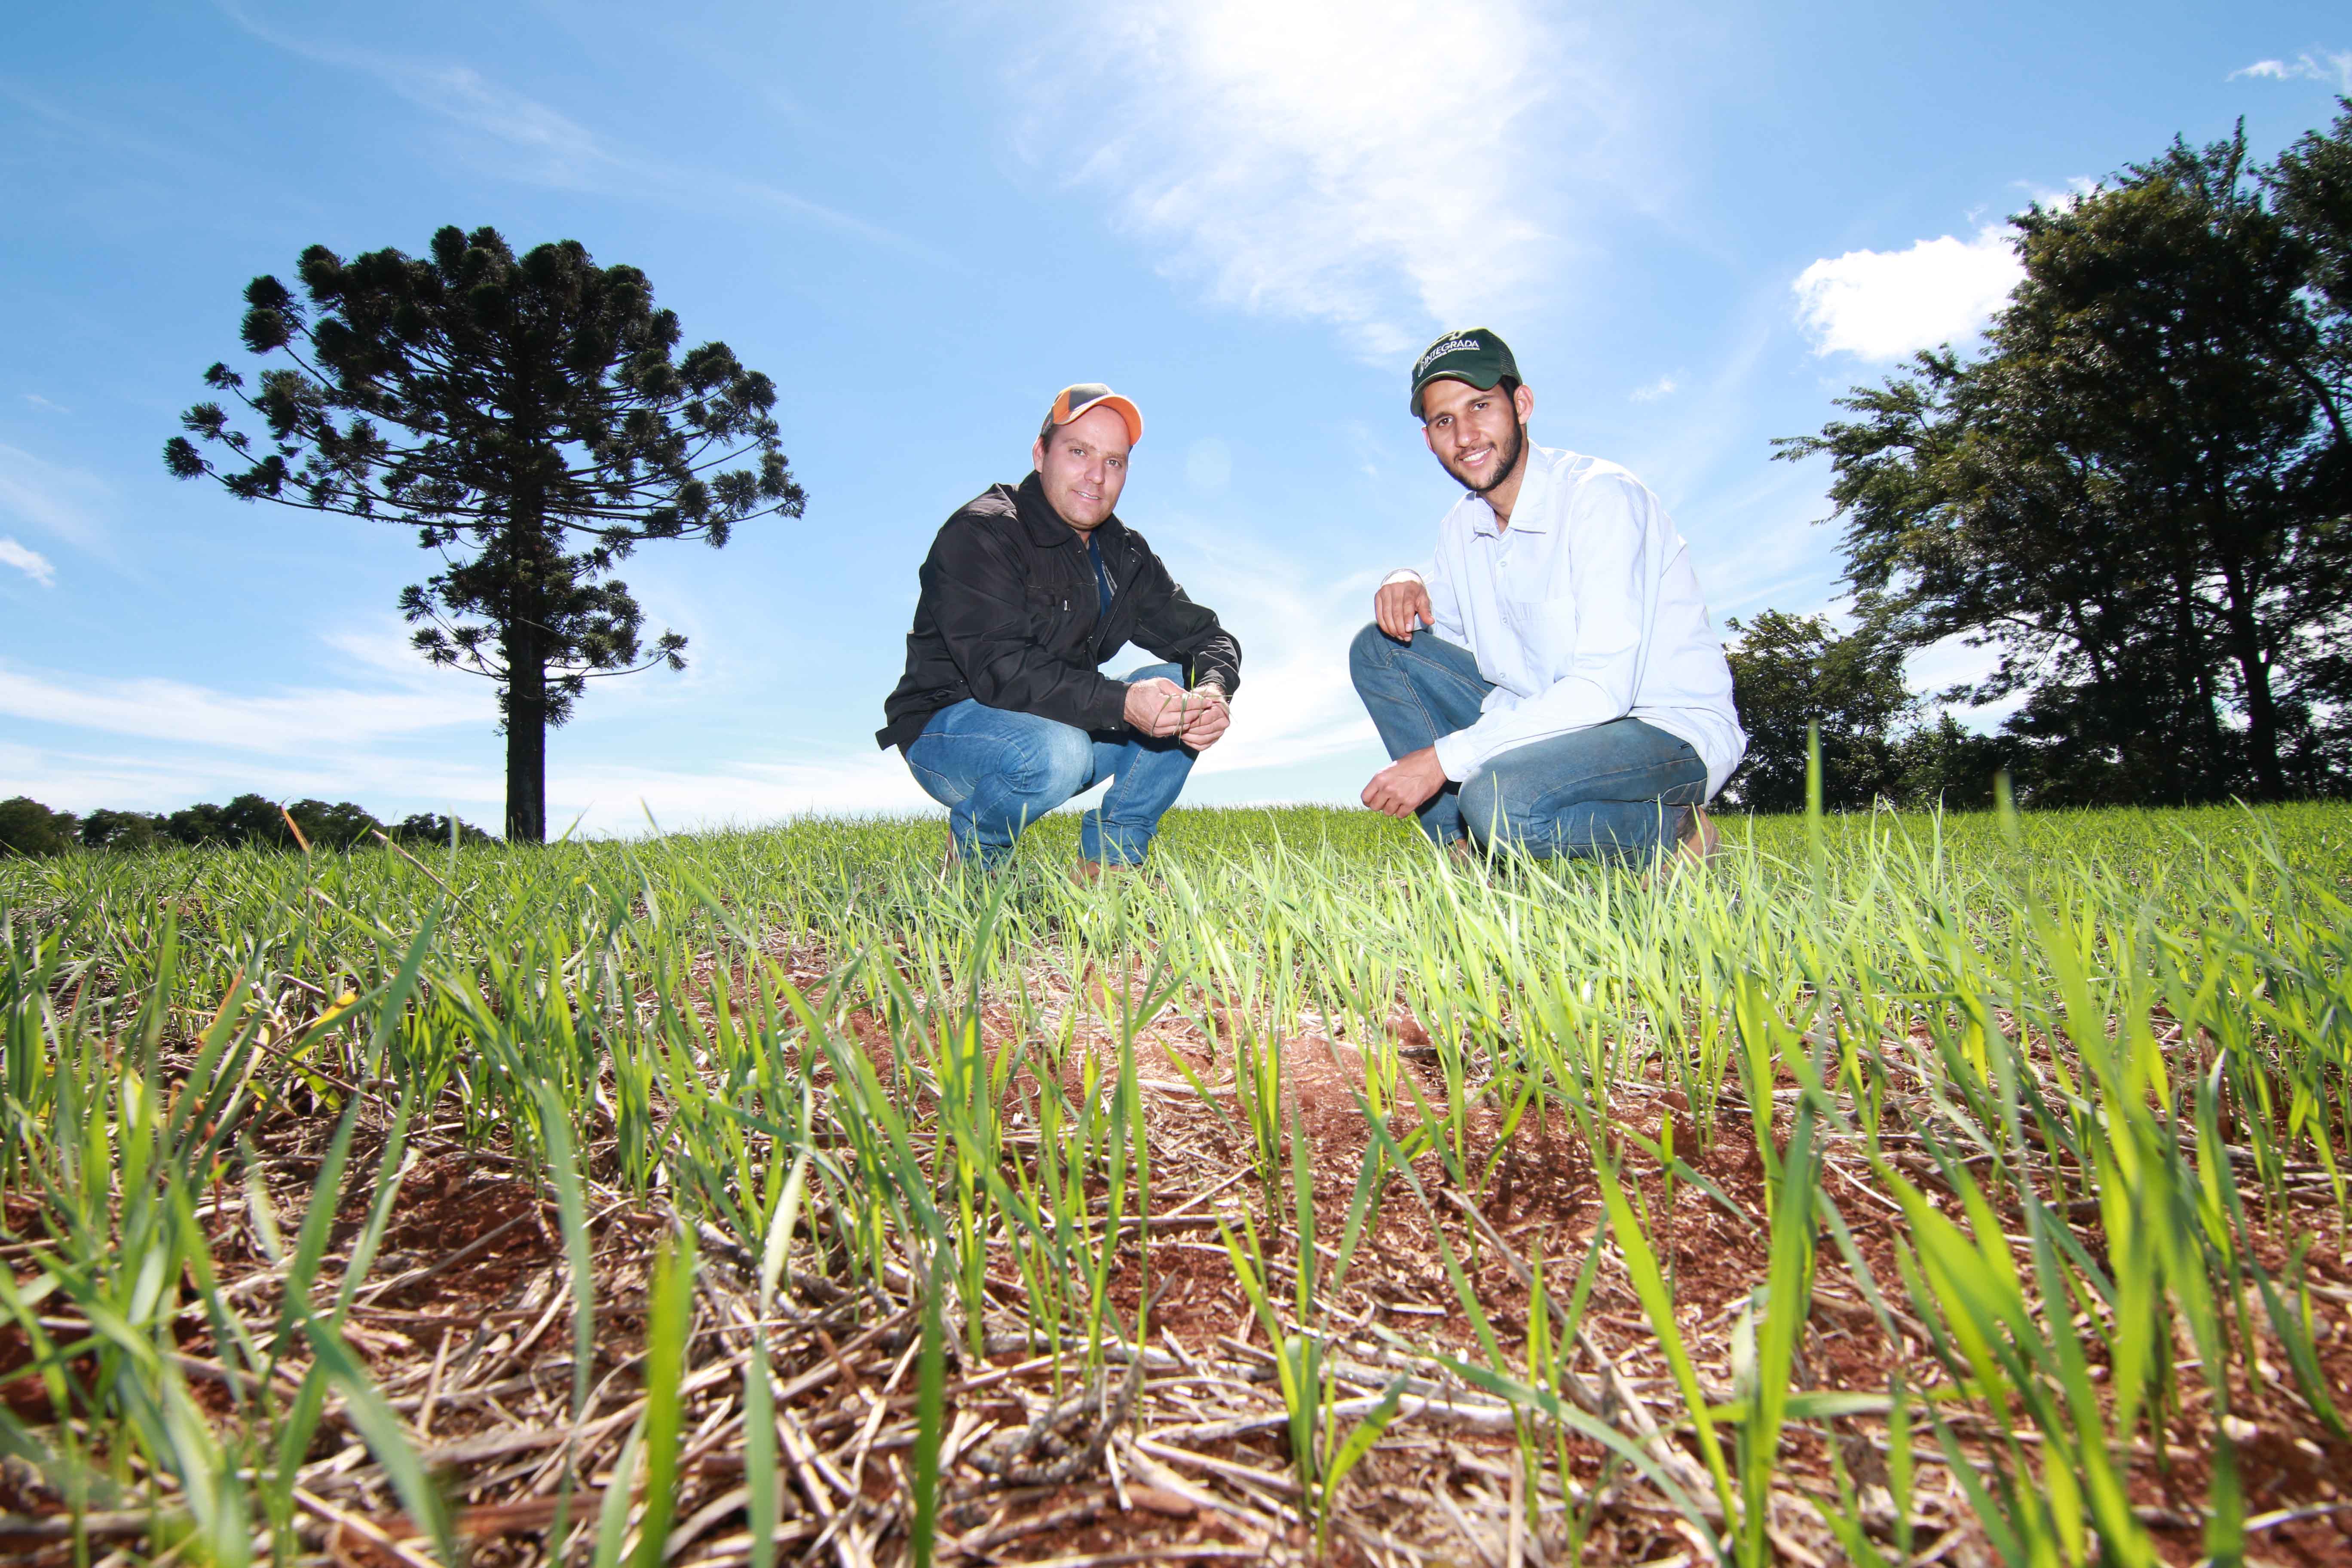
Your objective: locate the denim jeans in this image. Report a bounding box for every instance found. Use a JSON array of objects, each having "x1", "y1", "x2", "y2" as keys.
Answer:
[
  {"x1": 905, "y1": 663, "x2": 1196, "y2": 867},
  {"x1": 1348, "y1": 624, "x2": 1707, "y2": 864}
]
